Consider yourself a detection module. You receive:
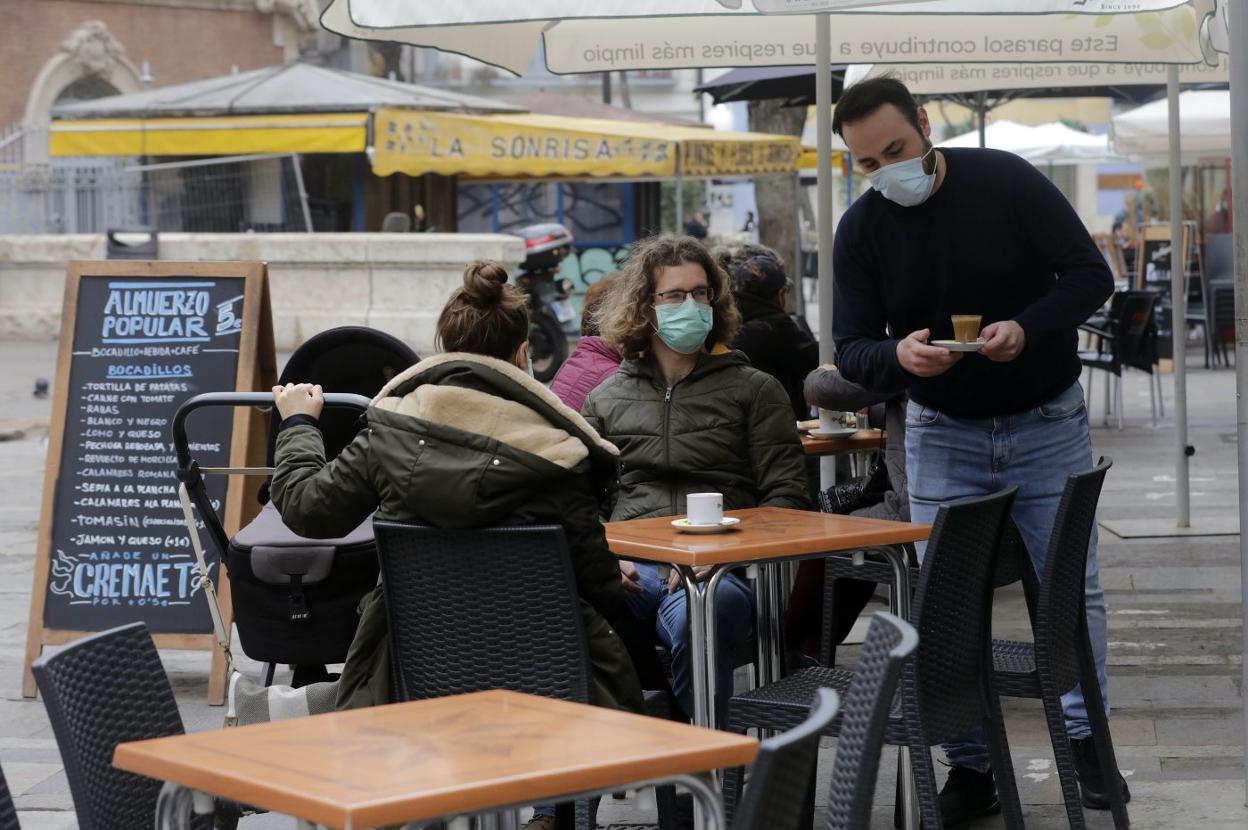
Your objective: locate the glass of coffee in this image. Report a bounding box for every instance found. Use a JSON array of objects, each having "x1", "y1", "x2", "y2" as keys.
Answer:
[{"x1": 951, "y1": 315, "x2": 982, "y2": 343}]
